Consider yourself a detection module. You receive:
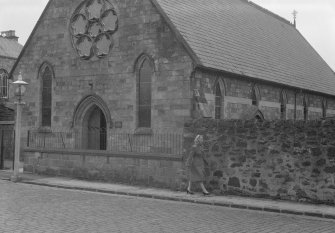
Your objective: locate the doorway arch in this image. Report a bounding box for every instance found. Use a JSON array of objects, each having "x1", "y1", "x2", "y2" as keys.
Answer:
[{"x1": 72, "y1": 94, "x2": 112, "y2": 150}]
